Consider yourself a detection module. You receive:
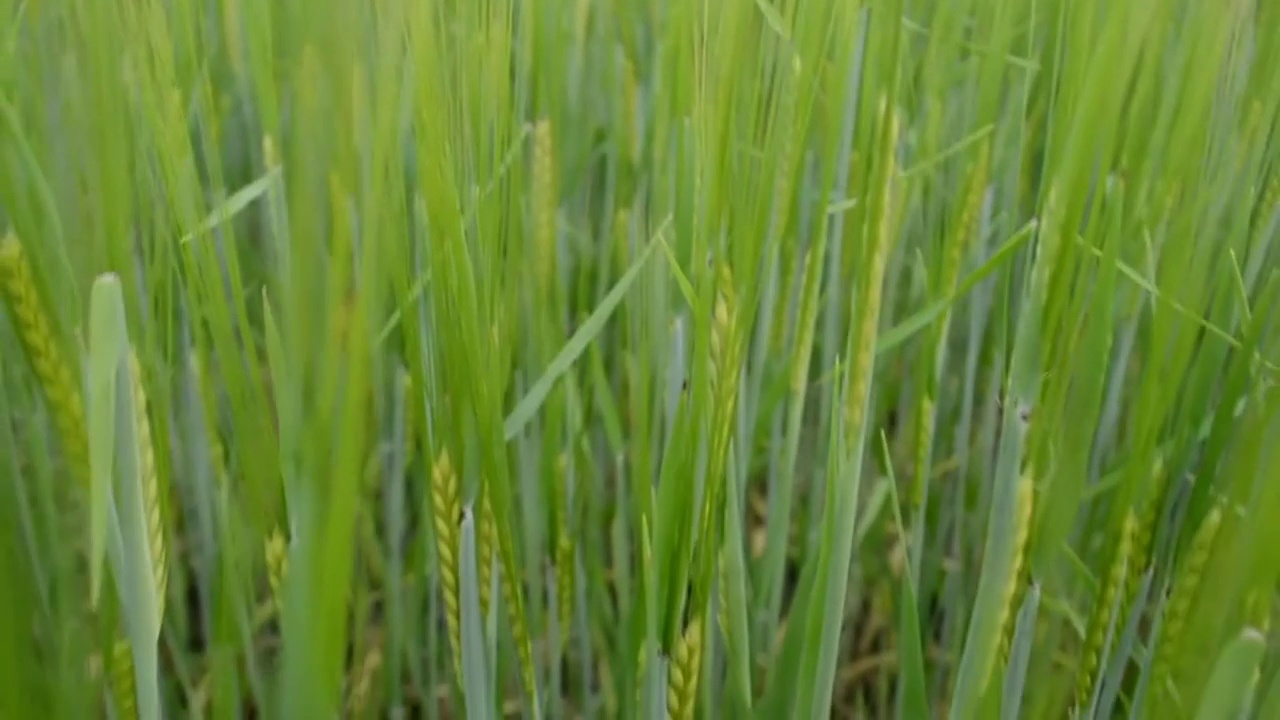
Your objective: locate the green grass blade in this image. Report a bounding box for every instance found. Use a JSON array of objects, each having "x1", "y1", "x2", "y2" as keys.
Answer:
[
  {"x1": 86, "y1": 274, "x2": 127, "y2": 608},
  {"x1": 1000, "y1": 584, "x2": 1040, "y2": 720},
  {"x1": 459, "y1": 507, "x2": 492, "y2": 720},
  {"x1": 1193, "y1": 629, "x2": 1267, "y2": 720}
]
